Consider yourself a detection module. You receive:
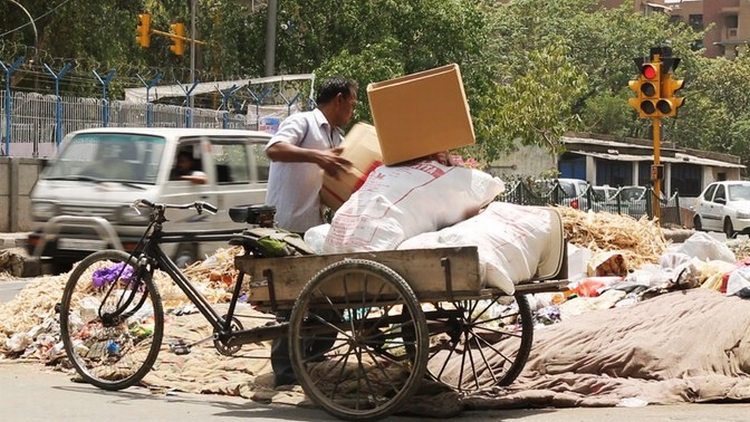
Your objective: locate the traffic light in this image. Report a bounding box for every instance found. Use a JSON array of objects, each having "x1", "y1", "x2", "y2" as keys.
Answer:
[
  {"x1": 136, "y1": 13, "x2": 151, "y2": 48},
  {"x1": 657, "y1": 73, "x2": 685, "y2": 117},
  {"x1": 627, "y1": 62, "x2": 662, "y2": 118},
  {"x1": 169, "y1": 23, "x2": 185, "y2": 56},
  {"x1": 637, "y1": 62, "x2": 661, "y2": 117}
]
